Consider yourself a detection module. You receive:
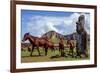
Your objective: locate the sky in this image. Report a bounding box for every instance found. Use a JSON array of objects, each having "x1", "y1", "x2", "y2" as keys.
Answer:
[{"x1": 21, "y1": 9, "x2": 90, "y2": 38}]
